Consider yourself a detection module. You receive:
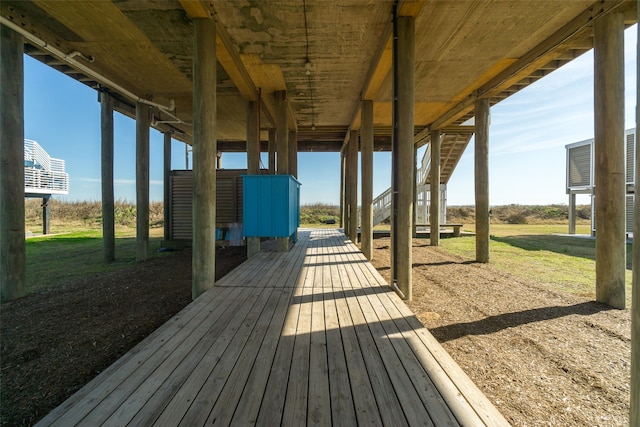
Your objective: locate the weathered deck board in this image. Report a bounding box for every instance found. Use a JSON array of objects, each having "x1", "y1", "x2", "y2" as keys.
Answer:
[{"x1": 37, "y1": 229, "x2": 509, "y2": 427}]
